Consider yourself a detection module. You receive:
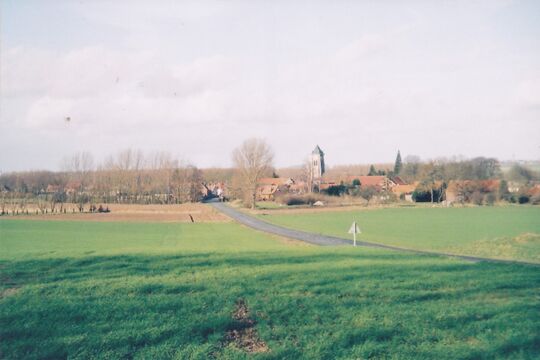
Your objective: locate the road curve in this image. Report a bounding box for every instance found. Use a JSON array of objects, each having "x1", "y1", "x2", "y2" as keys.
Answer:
[{"x1": 209, "y1": 201, "x2": 539, "y2": 266}]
